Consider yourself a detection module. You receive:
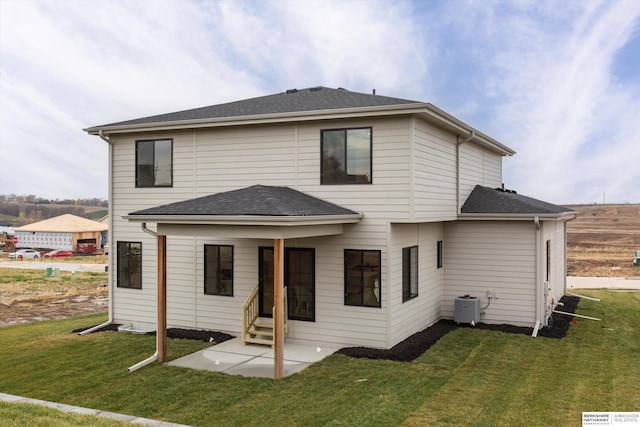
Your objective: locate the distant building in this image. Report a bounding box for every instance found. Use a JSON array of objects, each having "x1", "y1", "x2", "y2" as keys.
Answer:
[{"x1": 14, "y1": 214, "x2": 108, "y2": 251}]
